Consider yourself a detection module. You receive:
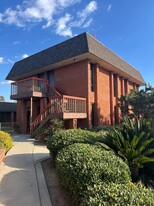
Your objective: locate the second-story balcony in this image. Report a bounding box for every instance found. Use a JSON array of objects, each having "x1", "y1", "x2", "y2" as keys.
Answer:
[{"x1": 11, "y1": 77, "x2": 49, "y2": 100}]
